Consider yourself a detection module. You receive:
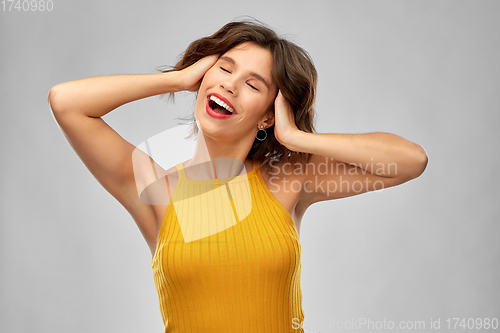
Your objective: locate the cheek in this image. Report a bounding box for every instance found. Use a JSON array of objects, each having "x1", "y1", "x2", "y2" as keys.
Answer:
[
  {"x1": 257, "y1": 94, "x2": 274, "y2": 112},
  {"x1": 196, "y1": 71, "x2": 216, "y2": 103},
  {"x1": 243, "y1": 97, "x2": 270, "y2": 119},
  {"x1": 201, "y1": 68, "x2": 219, "y2": 86}
]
